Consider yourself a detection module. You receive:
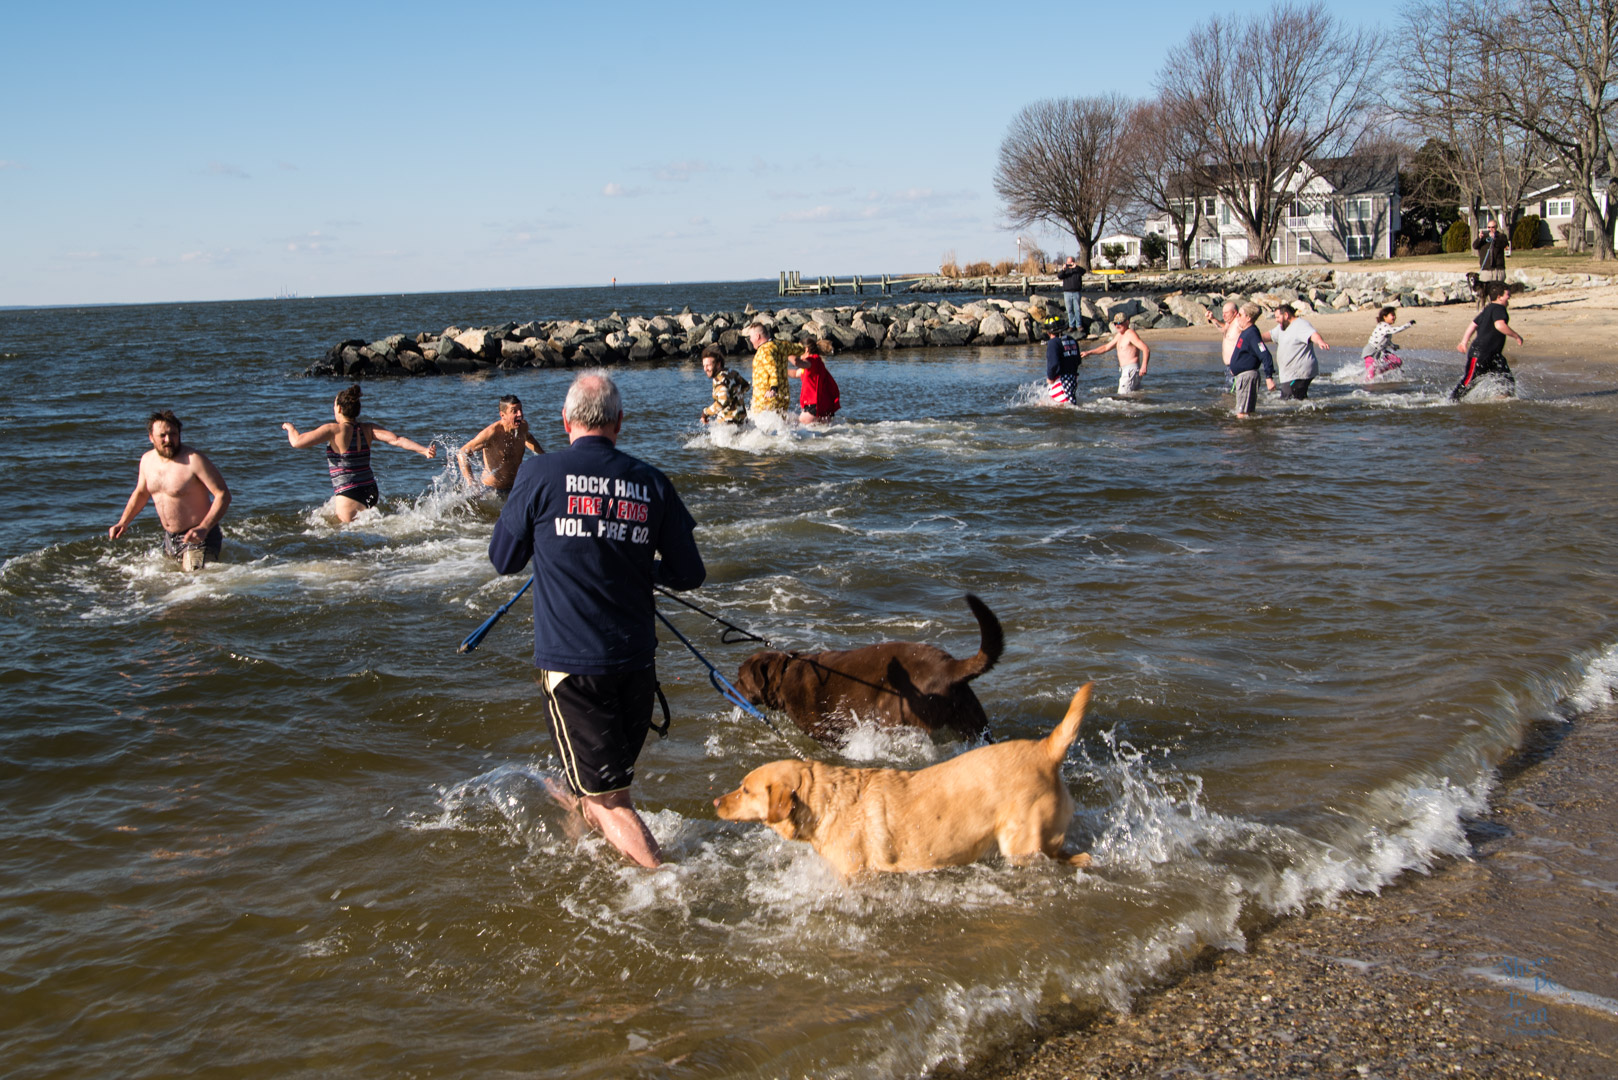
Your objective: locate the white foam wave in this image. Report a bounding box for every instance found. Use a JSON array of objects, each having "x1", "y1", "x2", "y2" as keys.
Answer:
[{"x1": 1567, "y1": 642, "x2": 1618, "y2": 714}]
